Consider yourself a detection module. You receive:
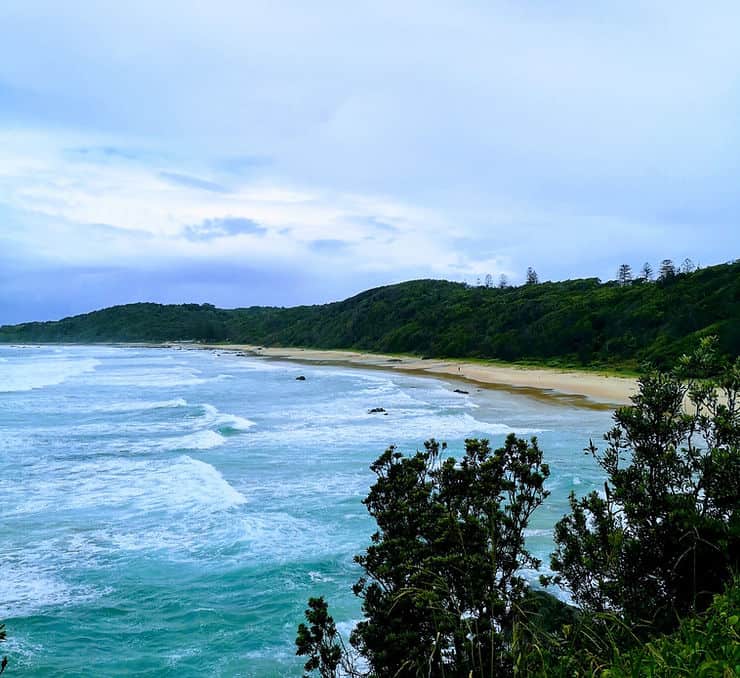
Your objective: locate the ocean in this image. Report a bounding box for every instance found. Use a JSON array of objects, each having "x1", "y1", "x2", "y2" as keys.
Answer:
[{"x1": 0, "y1": 345, "x2": 613, "y2": 676}]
